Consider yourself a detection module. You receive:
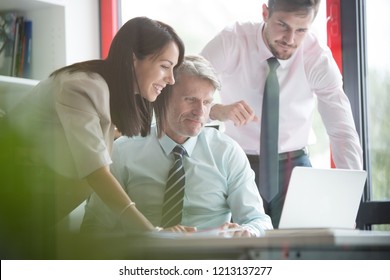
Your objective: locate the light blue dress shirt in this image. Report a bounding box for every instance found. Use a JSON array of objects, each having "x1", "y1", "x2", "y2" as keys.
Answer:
[{"x1": 82, "y1": 126, "x2": 273, "y2": 236}]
